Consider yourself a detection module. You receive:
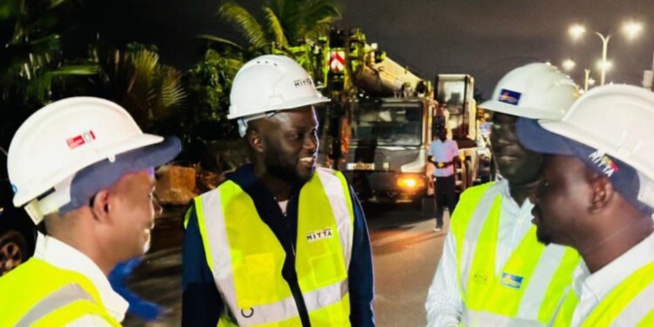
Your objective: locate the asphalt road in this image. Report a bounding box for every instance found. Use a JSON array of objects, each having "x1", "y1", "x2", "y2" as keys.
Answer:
[{"x1": 123, "y1": 203, "x2": 448, "y2": 327}]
